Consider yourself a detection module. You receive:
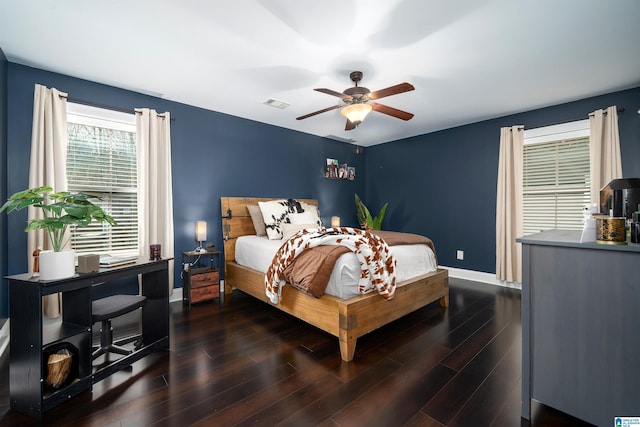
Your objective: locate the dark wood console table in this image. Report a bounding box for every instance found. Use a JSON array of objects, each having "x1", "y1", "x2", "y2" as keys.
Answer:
[
  {"x1": 6, "y1": 258, "x2": 171, "y2": 419},
  {"x1": 517, "y1": 231, "x2": 640, "y2": 426}
]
